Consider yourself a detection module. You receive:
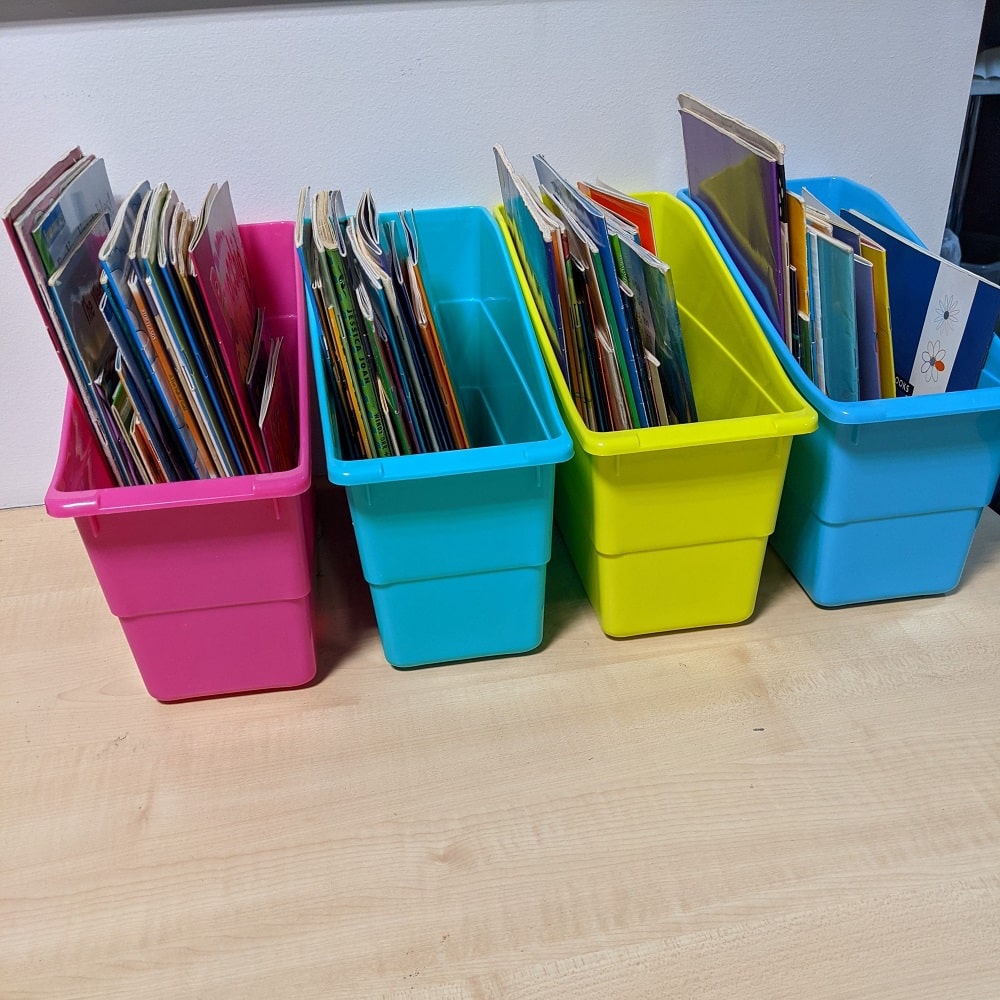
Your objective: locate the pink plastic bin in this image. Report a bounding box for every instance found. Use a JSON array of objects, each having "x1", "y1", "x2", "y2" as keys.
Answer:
[{"x1": 44, "y1": 222, "x2": 316, "y2": 701}]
